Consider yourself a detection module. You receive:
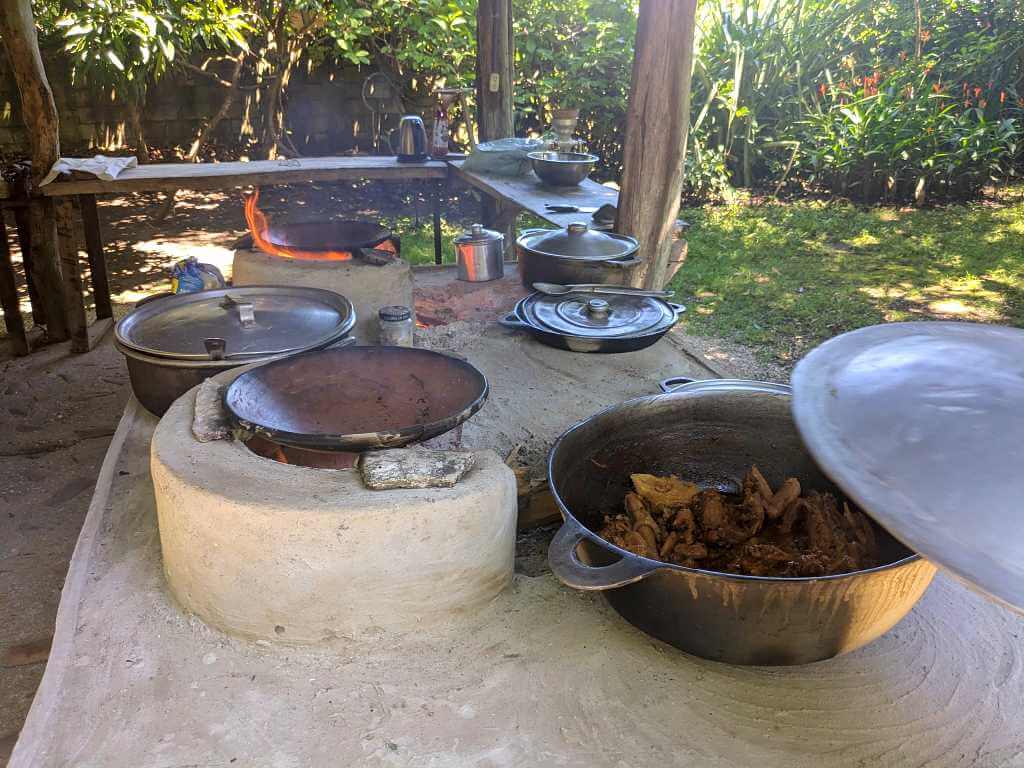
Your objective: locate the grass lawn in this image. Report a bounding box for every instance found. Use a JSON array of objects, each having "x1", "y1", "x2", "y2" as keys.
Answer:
[{"x1": 670, "y1": 189, "x2": 1024, "y2": 366}]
